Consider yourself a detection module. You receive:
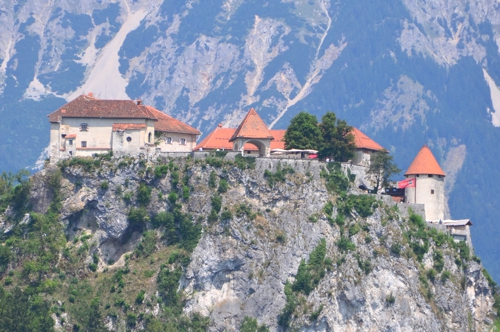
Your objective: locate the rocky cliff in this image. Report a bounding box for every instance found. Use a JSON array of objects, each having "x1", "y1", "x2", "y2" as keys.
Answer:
[{"x1": 0, "y1": 153, "x2": 496, "y2": 331}]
